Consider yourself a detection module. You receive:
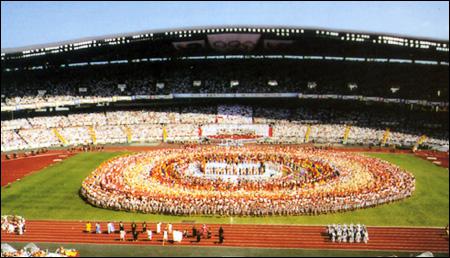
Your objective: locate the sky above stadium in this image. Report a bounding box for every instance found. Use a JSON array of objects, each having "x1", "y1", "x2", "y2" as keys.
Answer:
[{"x1": 1, "y1": 1, "x2": 449, "y2": 49}]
